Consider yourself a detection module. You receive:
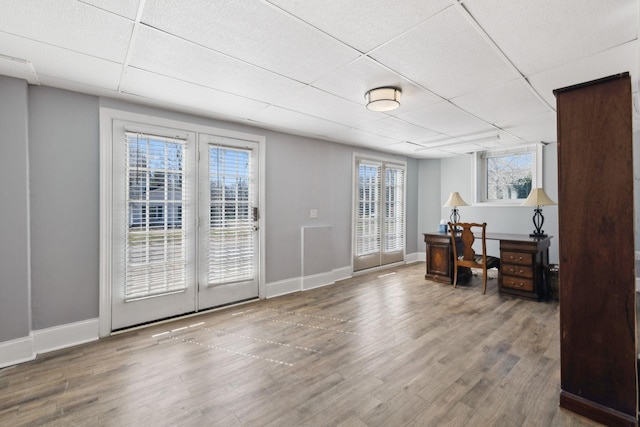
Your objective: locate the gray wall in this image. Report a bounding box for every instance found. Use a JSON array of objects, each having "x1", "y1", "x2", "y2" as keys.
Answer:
[
  {"x1": 417, "y1": 159, "x2": 441, "y2": 245},
  {"x1": 0, "y1": 76, "x2": 31, "y2": 342},
  {"x1": 1, "y1": 80, "x2": 419, "y2": 339},
  {"x1": 28, "y1": 86, "x2": 100, "y2": 329}
]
